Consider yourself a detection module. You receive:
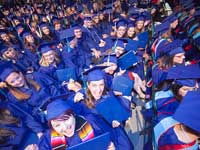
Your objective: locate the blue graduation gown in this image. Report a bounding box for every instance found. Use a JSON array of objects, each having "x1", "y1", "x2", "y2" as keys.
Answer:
[
  {"x1": 66, "y1": 92, "x2": 134, "y2": 150},
  {"x1": 38, "y1": 116, "x2": 105, "y2": 150},
  {"x1": 38, "y1": 61, "x2": 65, "y2": 81},
  {"x1": 158, "y1": 127, "x2": 198, "y2": 150}
]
